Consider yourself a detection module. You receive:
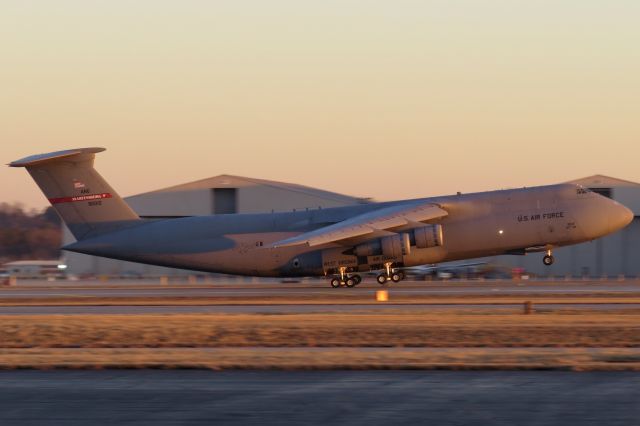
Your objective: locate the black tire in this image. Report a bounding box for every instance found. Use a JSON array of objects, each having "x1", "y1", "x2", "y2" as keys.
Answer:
[
  {"x1": 543, "y1": 255, "x2": 554, "y2": 266},
  {"x1": 345, "y1": 277, "x2": 356, "y2": 287},
  {"x1": 353, "y1": 275, "x2": 362, "y2": 285},
  {"x1": 397, "y1": 271, "x2": 406, "y2": 281},
  {"x1": 376, "y1": 274, "x2": 387, "y2": 285},
  {"x1": 330, "y1": 278, "x2": 341, "y2": 288},
  {"x1": 391, "y1": 273, "x2": 401, "y2": 283}
]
